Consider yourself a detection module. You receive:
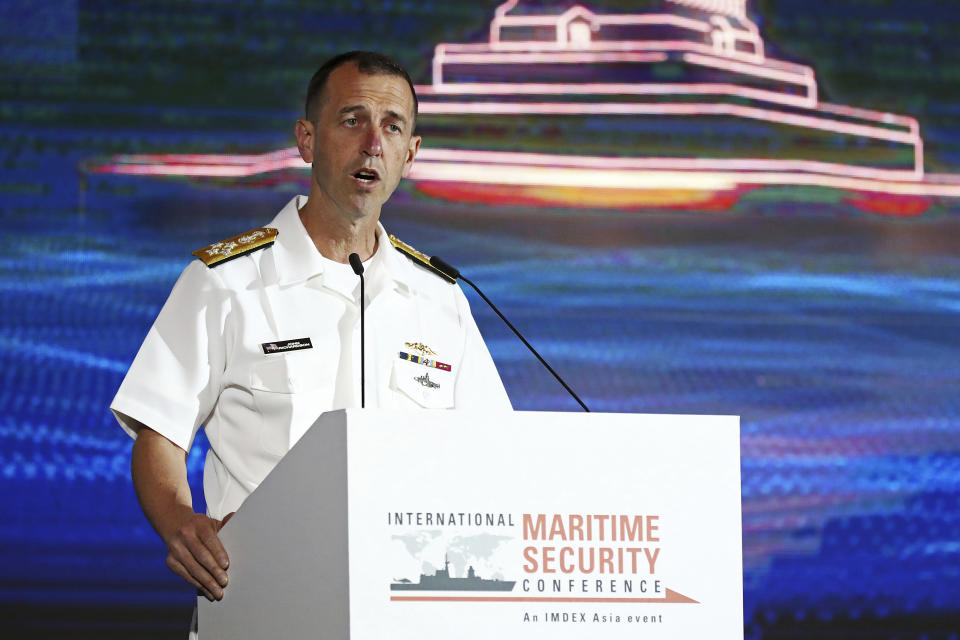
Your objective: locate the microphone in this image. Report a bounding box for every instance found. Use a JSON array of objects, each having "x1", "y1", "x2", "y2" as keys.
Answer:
[
  {"x1": 429, "y1": 256, "x2": 590, "y2": 412},
  {"x1": 348, "y1": 253, "x2": 365, "y2": 409}
]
